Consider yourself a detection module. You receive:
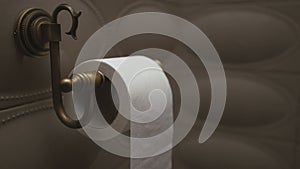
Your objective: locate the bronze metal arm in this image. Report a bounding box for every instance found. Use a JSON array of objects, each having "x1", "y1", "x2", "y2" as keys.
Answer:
[{"x1": 14, "y1": 4, "x2": 104, "y2": 128}]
